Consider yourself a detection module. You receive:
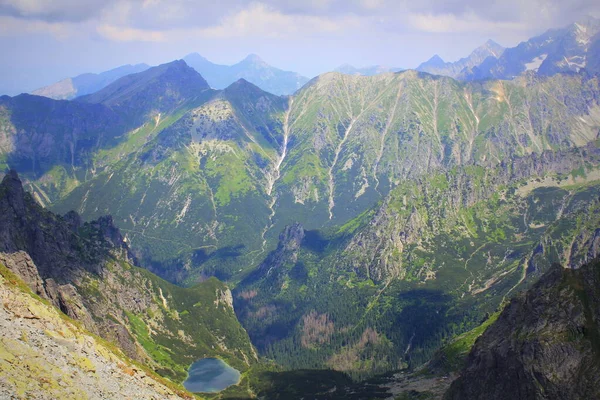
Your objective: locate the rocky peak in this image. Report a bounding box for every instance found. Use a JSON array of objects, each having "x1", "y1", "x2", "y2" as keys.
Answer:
[
  {"x1": 278, "y1": 223, "x2": 305, "y2": 253},
  {"x1": 0, "y1": 170, "x2": 135, "y2": 276},
  {"x1": 241, "y1": 53, "x2": 266, "y2": 67},
  {"x1": 424, "y1": 54, "x2": 446, "y2": 67},
  {"x1": 0, "y1": 170, "x2": 25, "y2": 215},
  {"x1": 479, "y1": 39, "x2": 505, "y2": 57},
  {"x1": 224, "y1": 78, "x2": 262, "y2": 94},
  {"x1": 77, "y1": 60, "x2": 210, "y2": 127},
  {"x1": 244, "y1": 223, "x2": 305, "y2": 283}
]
